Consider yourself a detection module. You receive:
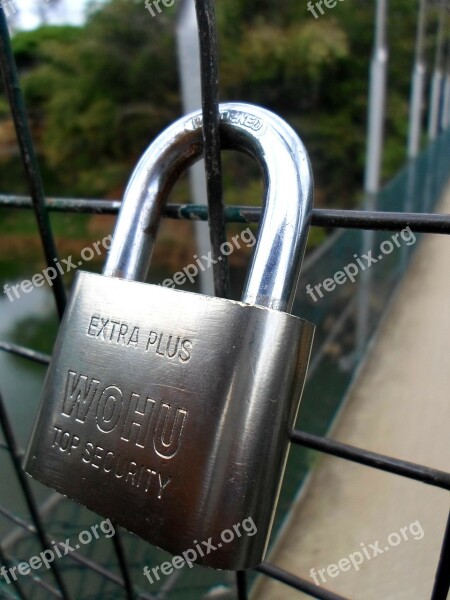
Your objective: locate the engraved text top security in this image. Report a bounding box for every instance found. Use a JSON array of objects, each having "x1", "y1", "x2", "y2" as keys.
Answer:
[{"x1": 25, "y1": 103, "x2": 315, "y2": 570}]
